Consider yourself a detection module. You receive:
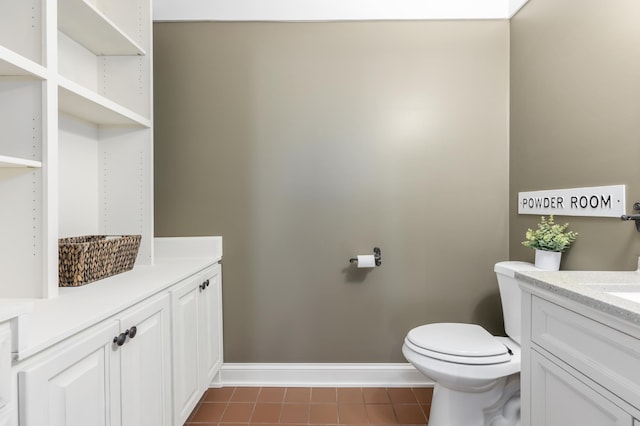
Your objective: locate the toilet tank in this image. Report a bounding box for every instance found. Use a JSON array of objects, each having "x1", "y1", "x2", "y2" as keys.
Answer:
[{"x1": 494, "y1": 261, "x2": 540, "y2": 345}]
